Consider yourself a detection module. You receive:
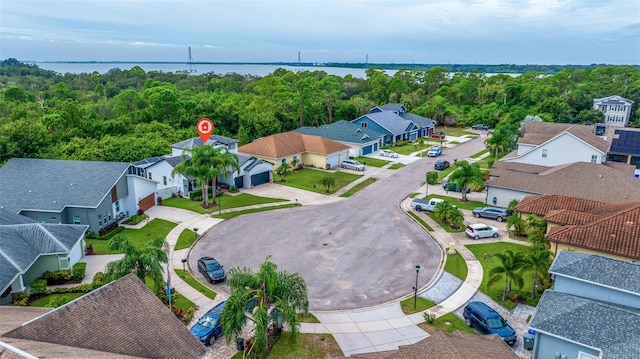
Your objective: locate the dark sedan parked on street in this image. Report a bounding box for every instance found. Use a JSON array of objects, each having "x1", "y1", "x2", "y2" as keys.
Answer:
[
  {"x1": 198, "y1": 256, "x2": 227, "y2": 283},
  {"x1": 472, "y1": 207, "x2": 509, "y2": 222},
  {"x1": 434, "y1": 160, "x2": 450, "y2": 170}
]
